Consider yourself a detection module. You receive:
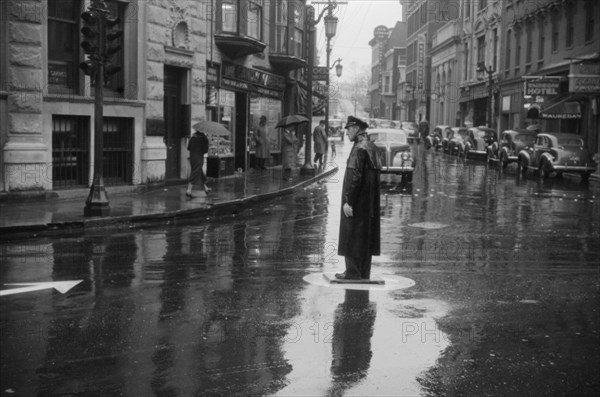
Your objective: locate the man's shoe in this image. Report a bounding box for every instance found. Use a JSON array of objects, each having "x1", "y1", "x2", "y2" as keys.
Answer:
[{"x1": 334, "y1": 272, "x2": 360, "y2": 280}]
